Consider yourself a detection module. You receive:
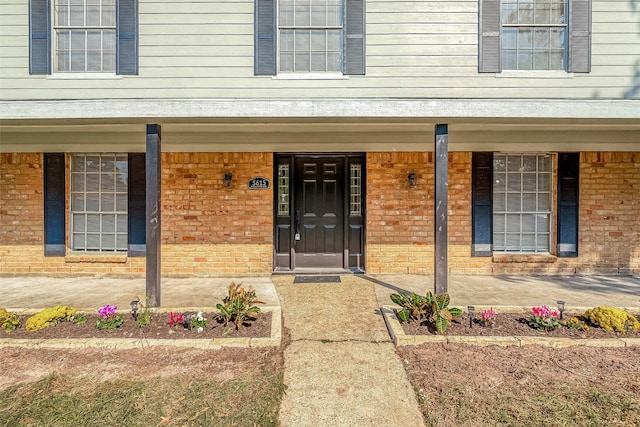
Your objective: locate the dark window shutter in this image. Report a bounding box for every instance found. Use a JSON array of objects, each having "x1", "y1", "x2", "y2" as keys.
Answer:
[
  {"x1": 557, "y1": 153, "x2": 579, "y2": 257},
  {"x1": 44, "y1": 153, "x2": 65, "y2": 256},
  {"x1": 128, "y1": 153, "x2": 146, "y2": 256},
  {"x1": 255, "y1": 0, "x2": 276, "y2": 75},
  {"x1": 472, "y1": 152, "x2": 493, "y2": 256},
  {"x1": 568, "y1": 0, "x2": 591, "y2": 73},
  {"x1": 29, "y1": 0, "x2": 51, "y2": 75},
  {"x1": 117, "y1": 0, "x2": 138, "y2": 75},
  {"x1": 344, "y1": 0, "x2": 365, "y2": 75},
  {"x1": 479, "y1": 0, "x2": 500, "y2": 73}
]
